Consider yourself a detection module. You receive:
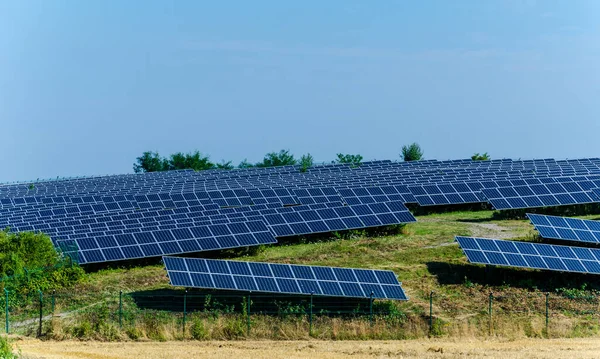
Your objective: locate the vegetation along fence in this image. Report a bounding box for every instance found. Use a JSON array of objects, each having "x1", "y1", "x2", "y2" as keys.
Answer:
[{"x1": 3, "y1": 287, "x2": 600, "y2": 340}]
